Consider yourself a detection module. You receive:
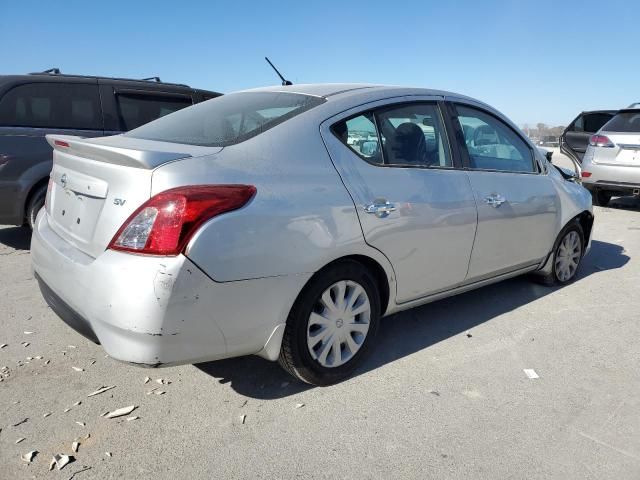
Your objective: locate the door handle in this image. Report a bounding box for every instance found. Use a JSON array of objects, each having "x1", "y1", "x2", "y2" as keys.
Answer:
[
  {"x1": 484, "y1": 194, "x2": 506, "y2": 208},
  {"x1": 364, "y1": 200, "x2": 396, "y2": 217}
]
